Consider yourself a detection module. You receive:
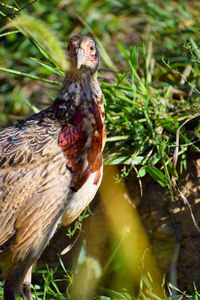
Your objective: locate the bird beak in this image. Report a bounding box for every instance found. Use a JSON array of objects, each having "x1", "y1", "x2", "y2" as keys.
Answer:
[{"x1": 76, "y1": 48, "x2": 84, "y2": 69}]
